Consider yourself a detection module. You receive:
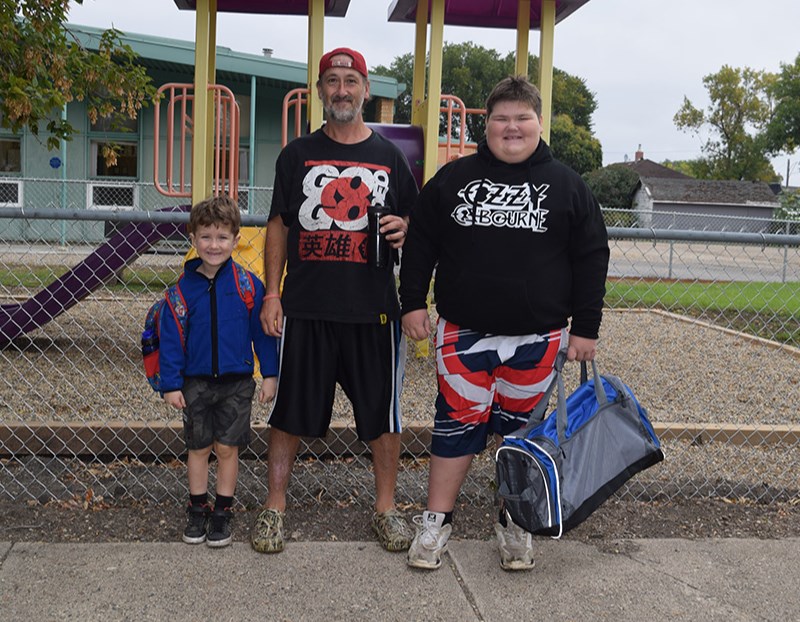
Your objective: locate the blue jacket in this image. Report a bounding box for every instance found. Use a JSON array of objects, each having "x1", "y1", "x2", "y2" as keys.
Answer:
[{"x1": 158, "y1": 257, "x2": 278, "y2": 393}]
